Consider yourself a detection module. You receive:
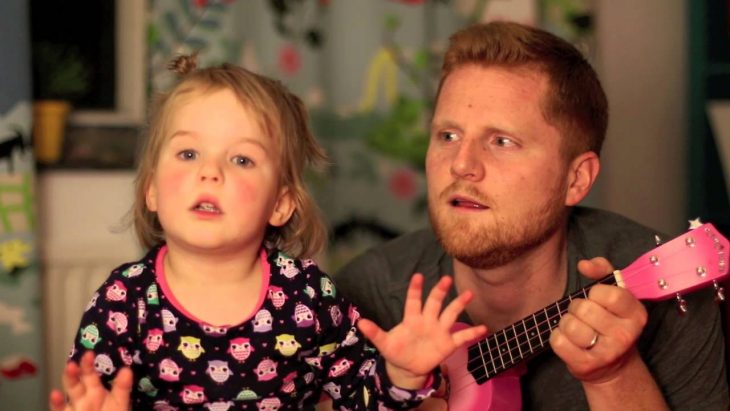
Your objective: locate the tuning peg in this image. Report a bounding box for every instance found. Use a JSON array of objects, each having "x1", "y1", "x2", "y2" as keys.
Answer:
[
  {"x1": 675, "y1": 293, "x2": 688, "y2": 315},
  {"x1": 713, "y1": 281, "x2": 726, "y2": 303},
  {"x1": 654, "y1": 235, "x2": 663, "y2": 246}
]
